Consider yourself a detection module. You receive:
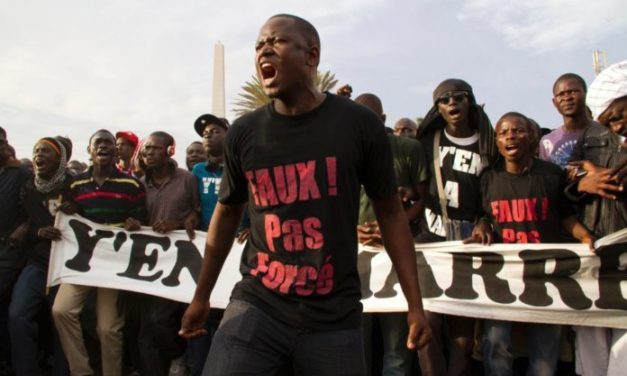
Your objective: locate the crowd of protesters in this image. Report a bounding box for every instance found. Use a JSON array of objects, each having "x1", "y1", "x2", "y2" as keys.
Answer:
[{"x1": 1, "y1": 13, "x2": 627, "y2": 376}]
